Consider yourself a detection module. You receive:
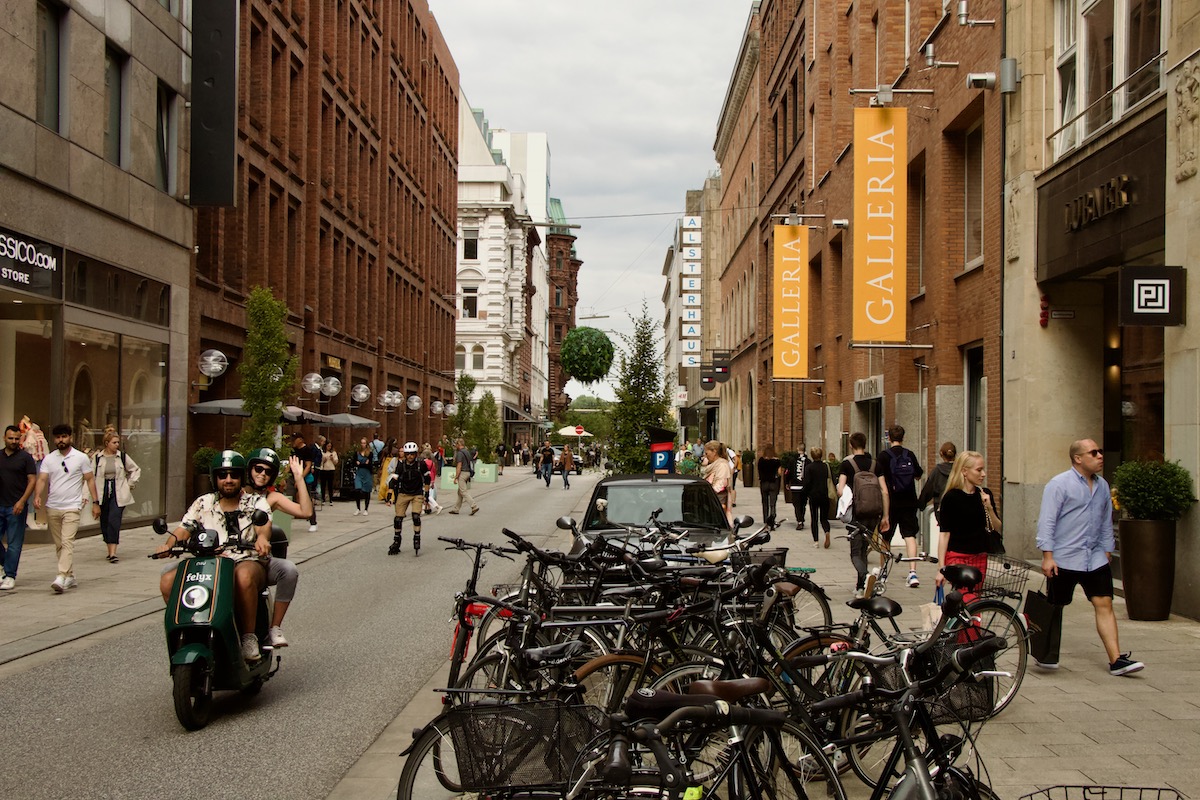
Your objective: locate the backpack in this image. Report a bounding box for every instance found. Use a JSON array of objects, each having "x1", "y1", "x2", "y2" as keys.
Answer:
[
  {"x1": 888, "y1": 447, "x2": 917, "y2": 495},
  {"x1": 850, "y1": 458, "x2": 884, "y2": 520}
]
